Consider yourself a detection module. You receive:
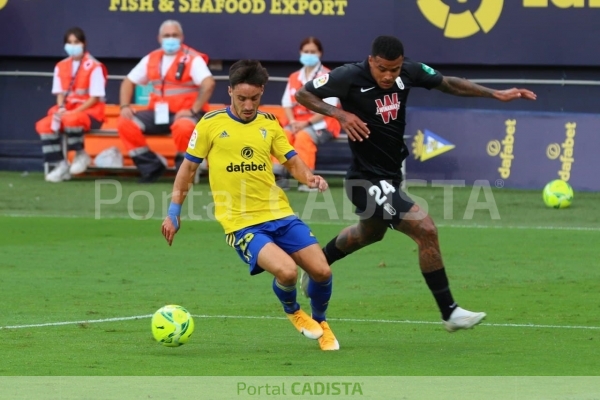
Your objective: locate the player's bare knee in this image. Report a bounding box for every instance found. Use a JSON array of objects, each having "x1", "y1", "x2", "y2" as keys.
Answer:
[
  {"x1": 309, "y1": 265, "x2": 332, "y2": 283},
  {"x1": 359, "y1": 230, "x2": 385, "y2": 246},
  {"x1": 372, "y1": 230, "x2": 386, "y2": 243},
  {"x1": 276, "y1": 266, "x2": 298, "y2": 286},
  {"x1": 417, "y1": 217, "x2": 438, "y2": 240}
]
